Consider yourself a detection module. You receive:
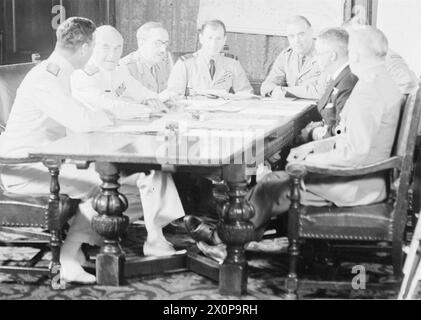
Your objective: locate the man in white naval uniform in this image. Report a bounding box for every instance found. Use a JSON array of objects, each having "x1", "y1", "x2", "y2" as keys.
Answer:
[
  {"x1": 0, "y1": 18, "x2": 113, "y2": 284},
  {"x1": 71, "y1": 26, "x2": 185, "y2": 259},
  {"x1": 167, "y1": 19, "x2": 253, "y2": 97}
]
